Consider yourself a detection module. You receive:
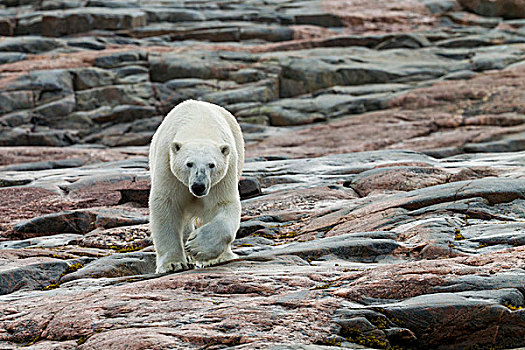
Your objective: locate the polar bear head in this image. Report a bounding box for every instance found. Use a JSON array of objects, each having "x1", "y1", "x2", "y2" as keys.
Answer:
[{"x1": 169, "y1": 141, "x2": 230, "y2": 197}]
